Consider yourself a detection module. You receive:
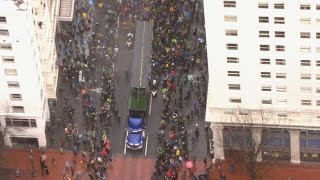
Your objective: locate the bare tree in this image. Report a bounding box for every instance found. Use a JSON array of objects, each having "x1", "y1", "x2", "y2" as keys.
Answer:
[{"x1": 221, "y1": 108, "x2": 277, "y2": 180}]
